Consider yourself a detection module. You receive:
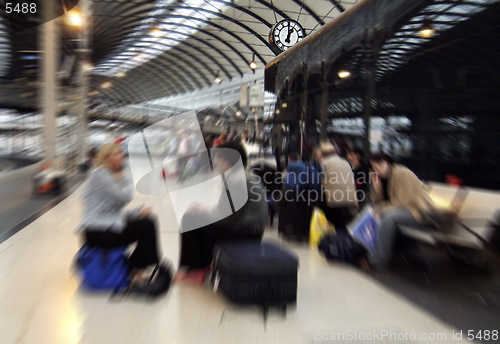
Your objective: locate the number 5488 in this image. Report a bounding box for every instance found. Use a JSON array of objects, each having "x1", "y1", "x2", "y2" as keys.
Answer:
[{"x1": 6, "y1": 3, "x2": 37, "y2": 14}]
